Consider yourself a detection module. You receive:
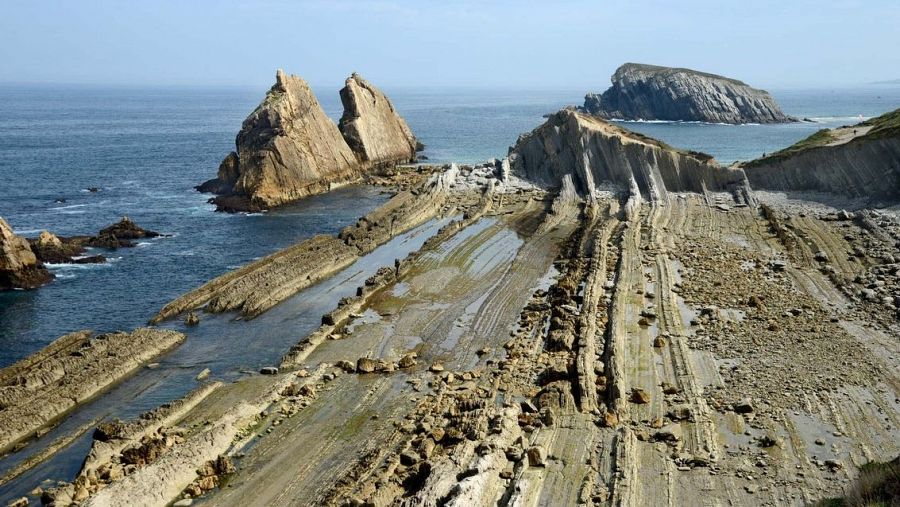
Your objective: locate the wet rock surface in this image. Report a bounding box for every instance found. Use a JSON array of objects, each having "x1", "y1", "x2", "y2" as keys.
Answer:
[{"x1": 0, "y1": 217, "x2": 52, "y2": 290}]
